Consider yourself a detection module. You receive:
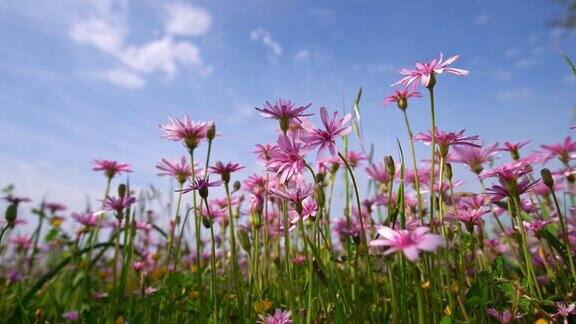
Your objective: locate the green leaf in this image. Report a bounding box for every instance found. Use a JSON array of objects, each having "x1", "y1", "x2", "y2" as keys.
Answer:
[
  {"x1": 45, "y1": 228, "x2": 59, "y2": 242},
  {"x1": 465, "y1": 277, "x2": 489, "y2": 308},
  {"x1": 352, "y1": 87, "x2": 363, "y2": 140},
  {"x1": 440, "y1": 315, "x2": 453, "y2": 324},
  {"x1": 492, "y1": 256, "x2": 505, "y2": 278}
]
